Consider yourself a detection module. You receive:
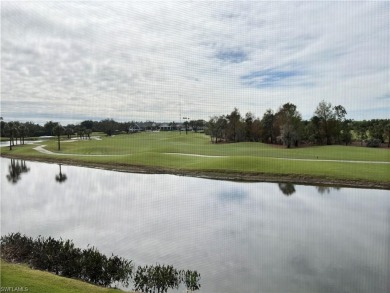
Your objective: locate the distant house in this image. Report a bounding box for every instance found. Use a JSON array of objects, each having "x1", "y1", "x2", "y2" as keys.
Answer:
[
  {"x1": 128, "y1": 124, "x2": 141, "y2": 133},
  {"x1": 159, "y1": 123, "x2": 171, "y2": 131}
]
